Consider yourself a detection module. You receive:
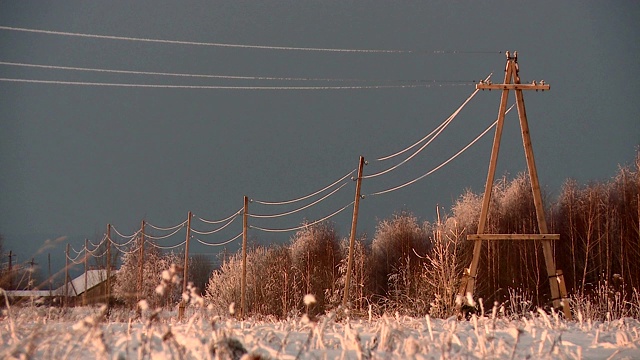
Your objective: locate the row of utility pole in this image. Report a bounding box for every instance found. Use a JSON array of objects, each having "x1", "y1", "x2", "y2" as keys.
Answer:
[{"x1": 57, "y1": 53, "x2": 567, "y2": 319}]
